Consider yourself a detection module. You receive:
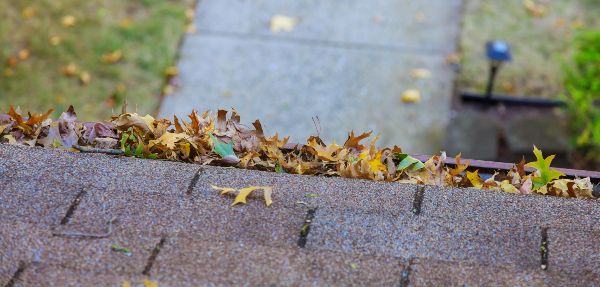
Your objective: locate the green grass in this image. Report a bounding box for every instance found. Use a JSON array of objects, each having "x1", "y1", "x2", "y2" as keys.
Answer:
[
  {"x1": 0, "y1": 0, "x2": 193, "y2": 120},
  {"x1": 459, "y1": 0, "x2": 600, "y2": 98}
]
